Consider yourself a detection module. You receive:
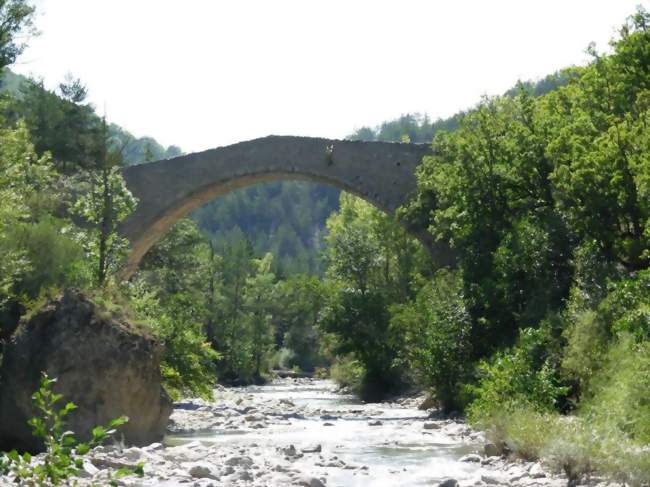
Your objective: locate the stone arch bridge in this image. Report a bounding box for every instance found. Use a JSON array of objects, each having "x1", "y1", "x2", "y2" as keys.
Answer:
[{"x1": 119, "y1": 135, "x2": 449, "y2": 278}]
